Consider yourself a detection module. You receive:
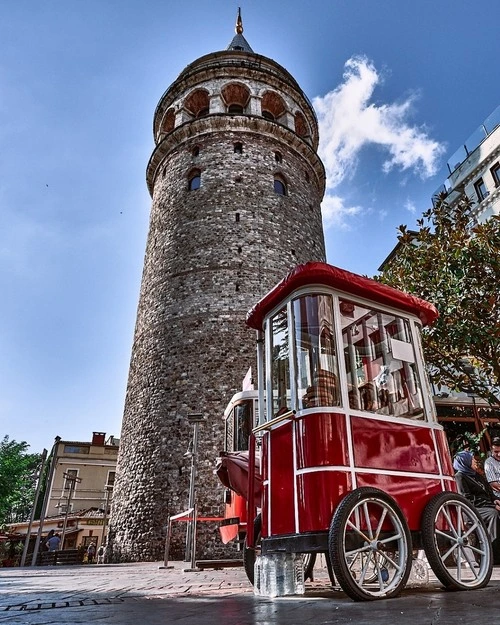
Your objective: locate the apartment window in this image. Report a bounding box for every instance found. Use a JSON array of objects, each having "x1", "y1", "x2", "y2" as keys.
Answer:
[
  {"x1": 106, "y1": 471, "x2": 116, "y2": 487},
  {"x1": 491, "y1": 163, "x2": 500, "y2": 187},
  {"x1": 474, "y1": 177, "x2": 488, "y2": 201},
  {"x1": 63, "y1": 445, "x2": 89, "y2": 454},
  {"x1": 64, "y1": 469, "x2": 79, "y2": 490}
]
